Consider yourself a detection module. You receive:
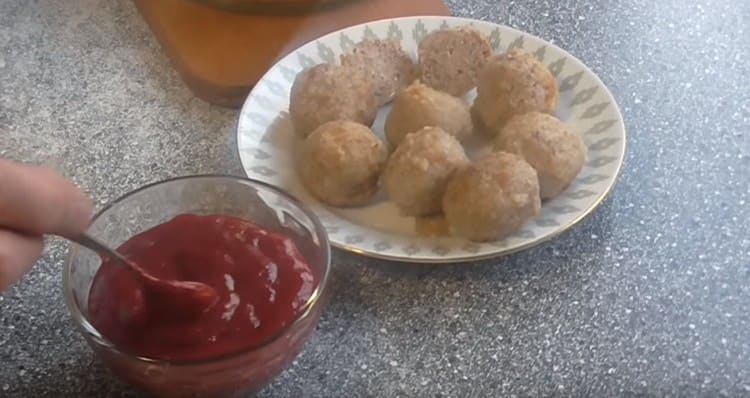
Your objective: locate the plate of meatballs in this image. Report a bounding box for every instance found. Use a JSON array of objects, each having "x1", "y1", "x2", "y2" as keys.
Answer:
[{"x1": 237, "y1": 16, "x2": 626, "y2": 263}]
